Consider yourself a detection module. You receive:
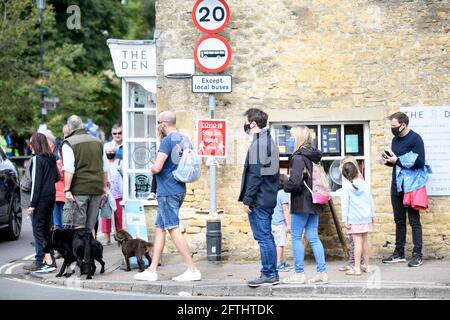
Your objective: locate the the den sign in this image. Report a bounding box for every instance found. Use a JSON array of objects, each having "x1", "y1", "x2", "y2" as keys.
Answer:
[{"x1": 107, "y1": 40, "x2": 156, "y2": 77}]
